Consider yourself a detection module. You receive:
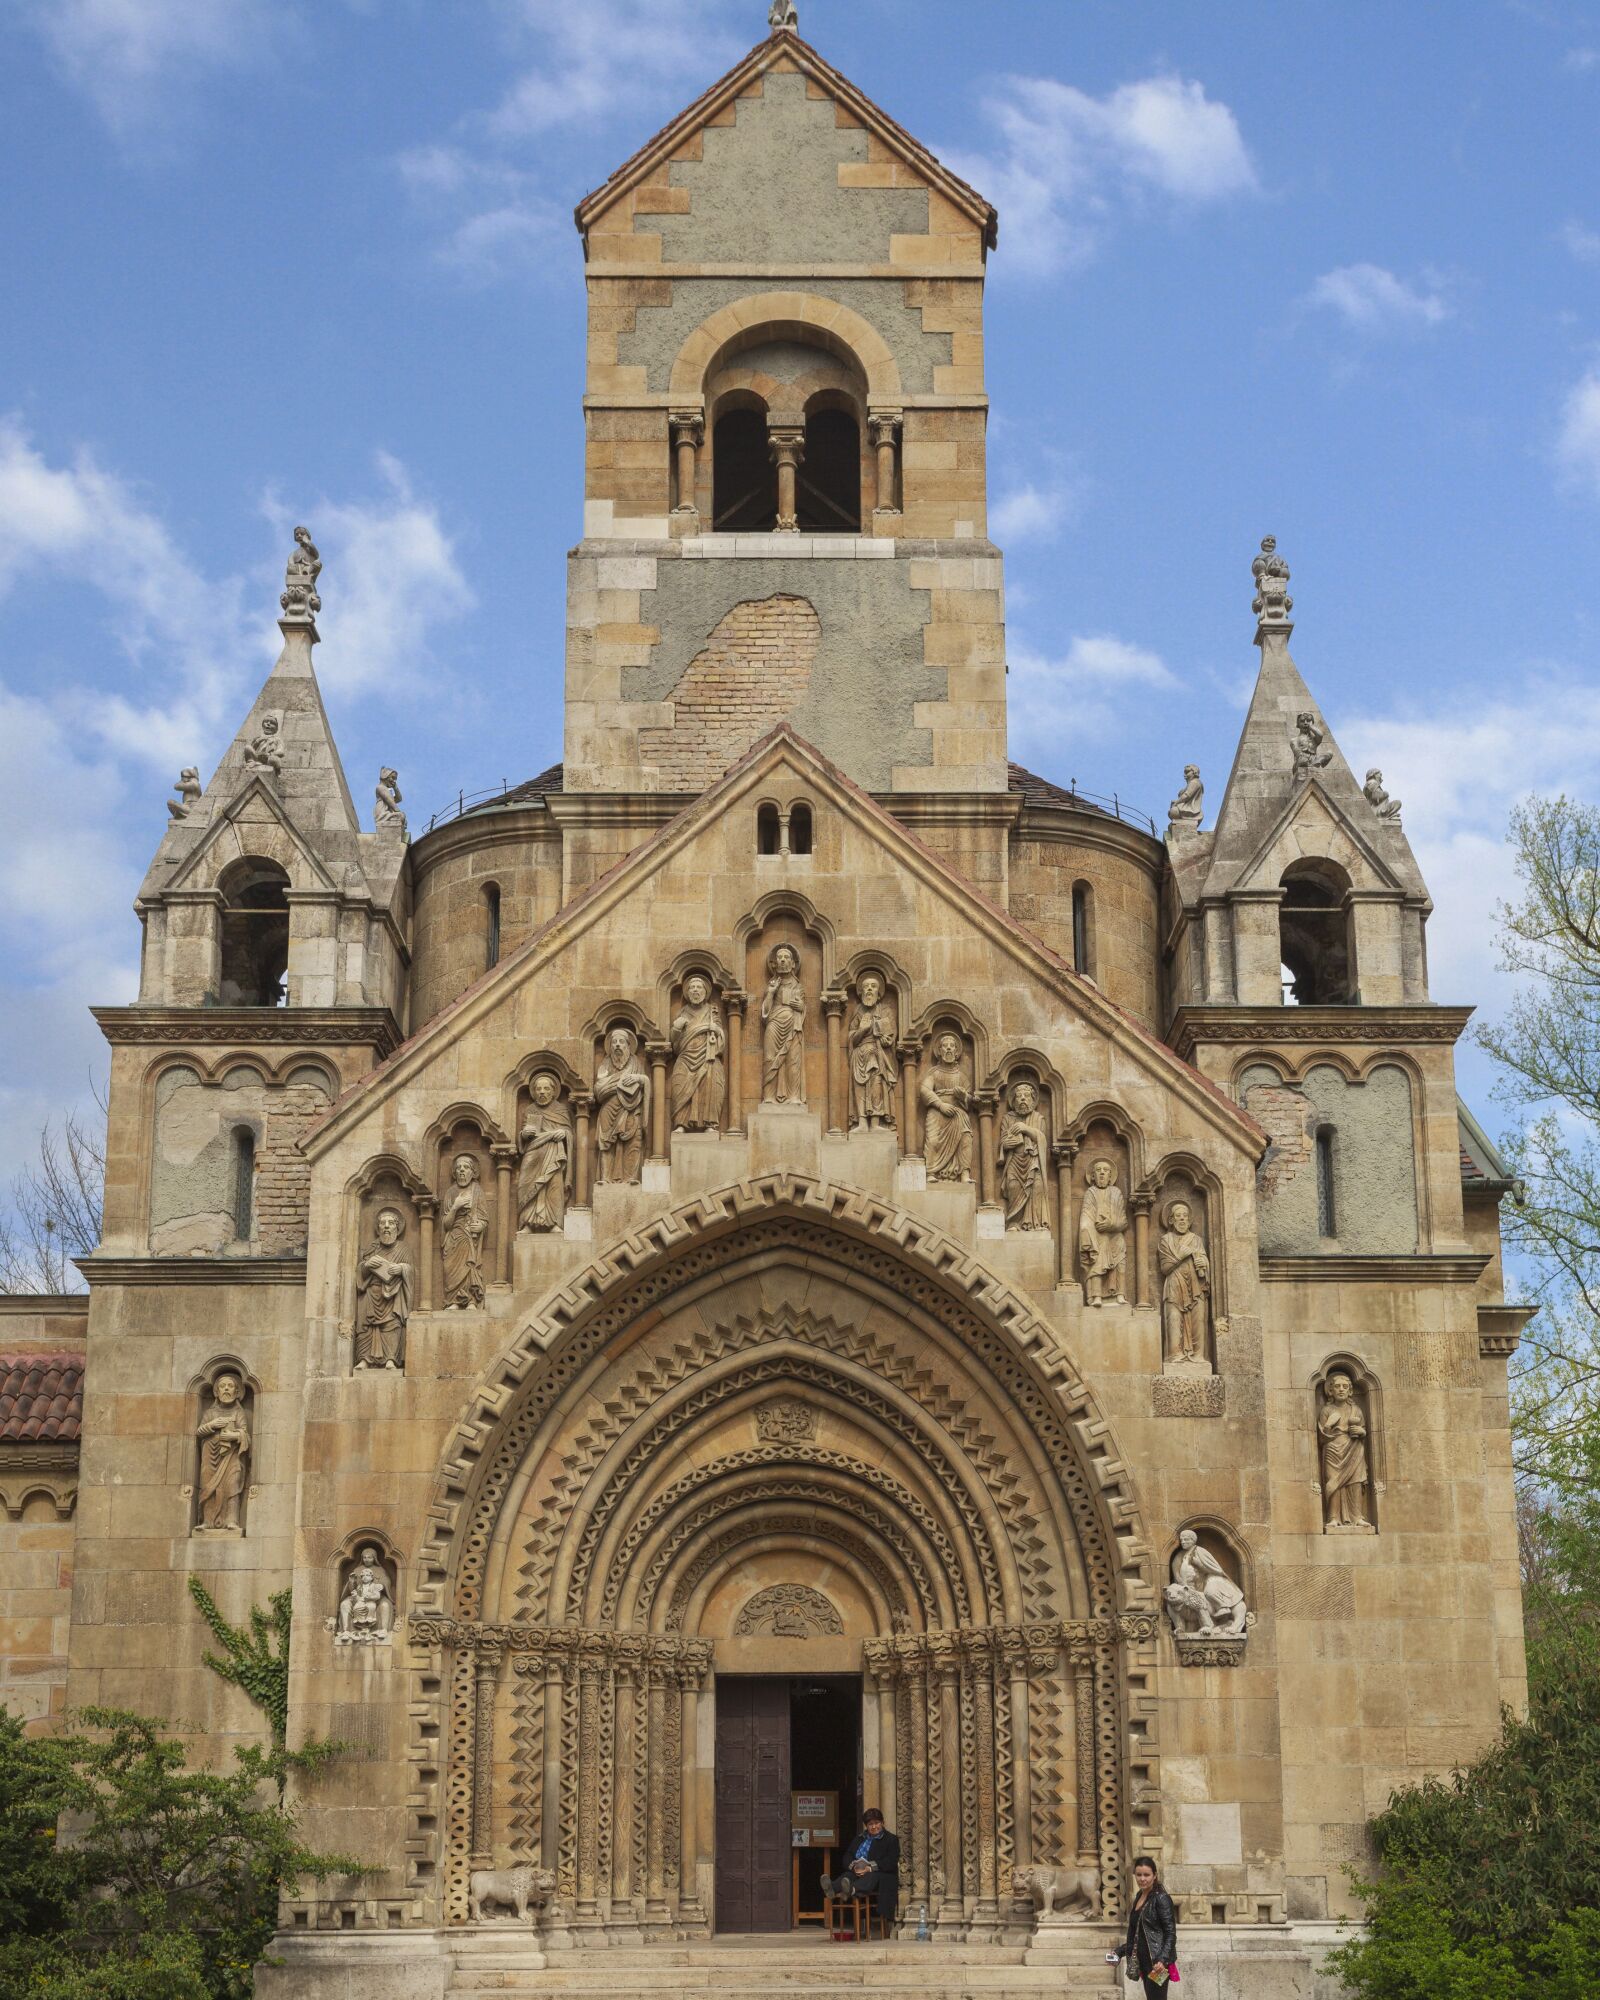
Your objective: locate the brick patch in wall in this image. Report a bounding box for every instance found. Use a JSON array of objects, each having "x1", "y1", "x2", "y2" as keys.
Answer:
[
  {"x1": 1244, "y1": 1079, "x2": 1315, "y2": 1202},
  {"x1": 639, "y1": 593, "x2": 819, "y2": 790}
]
